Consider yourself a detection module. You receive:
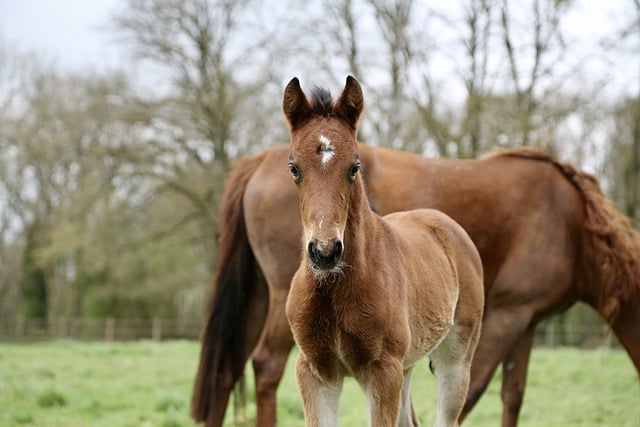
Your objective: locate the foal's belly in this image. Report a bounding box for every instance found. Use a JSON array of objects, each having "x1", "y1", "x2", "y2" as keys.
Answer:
[
  {"x1": 403, "y1": 318, "x2": 453, "y2": 367},
  {"x1": 331, "y1": 319, "x2": 452, "y2": 375}
]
